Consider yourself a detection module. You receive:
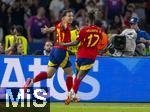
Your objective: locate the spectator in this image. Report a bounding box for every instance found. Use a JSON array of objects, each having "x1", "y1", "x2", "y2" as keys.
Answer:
[
  {"x1": 126, "y1": 3, "x2": 138, "y2": 18},
  {"x1": 69, "y1": 0, "x2": 85, "y2": 13},
  {"x1": 75, "y1": 8, "x2": 89, "y2": 27},
  {"x1": 129, "y1": 17, "x2": 150, "y2": 56},
  {"x1": 126, "y1": 0, "x2": 146, "y2": 19},
  {"x1": 29, "y1": 0, "x2": 39, "y2": 16},
  {"x1": 105, "y1": 0, "x2": 126, "y2": 22},
  {"x1": 109, "y1": 15, "x2": 123, "y2": 34},
  {"x1": 49, "y1": 0, "x2": 65, "y2": 21},
  {"x1": 145, "y1": 0, "x2": 150, "y2": 25},
  {"x1": 123, "y1": 10, "x2": 132, "y2": 28},
  {"x1": 85, "y1": 0, "x2": 97, "y2": 12},
  {"x1": 26, "y1": 6, "x2": 50, "y2": 43},
  {"x1": 5, "y1": 25, "x2": 28, "y2": 55},
  {"x1": 7, "y1": 0, "x2": 25, "y2": 27},
  {"x1": 34, "y1": 40, "x2": 53, "y2": 55},
  {"x1": 95, "y1": 9, "x2": 108, "y2": 31},
  {"x1": 2, "y1": 0, "x2": 15, "y2": 5},
  {"x1": 0, "y1": 41, "x2": 4, "y2": 54},
  {"x1": 0, "y1": 2, "x2": 8, "y2": 41},
  {"x1": 6, "y1": 37, "x2": 24, "y2": 55},
  {"x1": 96, "y1": 0, "x2": 105, "y2": 10}
]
